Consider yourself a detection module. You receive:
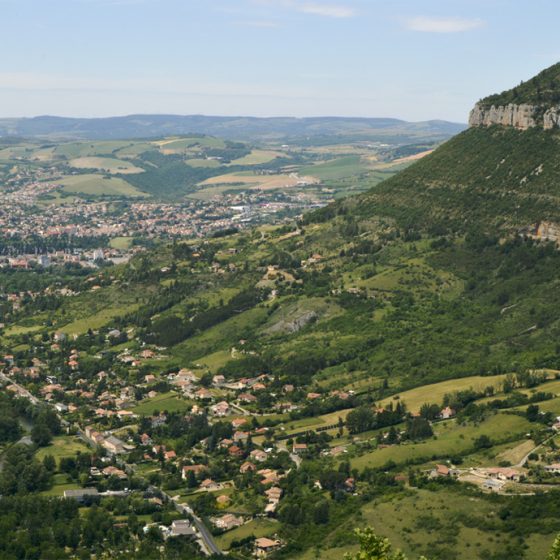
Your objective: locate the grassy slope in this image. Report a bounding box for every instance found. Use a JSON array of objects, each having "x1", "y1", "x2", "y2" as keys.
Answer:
[{"x1": 354, "y1": 126, "x2": 560, "y2": 232}]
